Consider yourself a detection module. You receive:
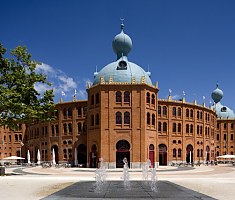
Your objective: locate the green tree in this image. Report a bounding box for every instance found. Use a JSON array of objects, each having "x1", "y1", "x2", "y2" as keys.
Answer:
[{"x1": 0, "y1": 43, "x2": 55, "y2": 130}]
